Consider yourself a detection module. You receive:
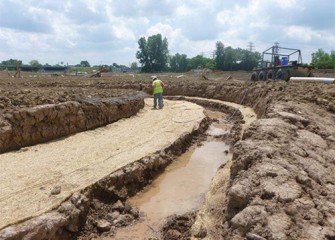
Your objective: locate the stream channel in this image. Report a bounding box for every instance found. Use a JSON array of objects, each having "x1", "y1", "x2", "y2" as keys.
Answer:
[{"x1": 109, "y1": 110, "x2": 233, "y2": 239}]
